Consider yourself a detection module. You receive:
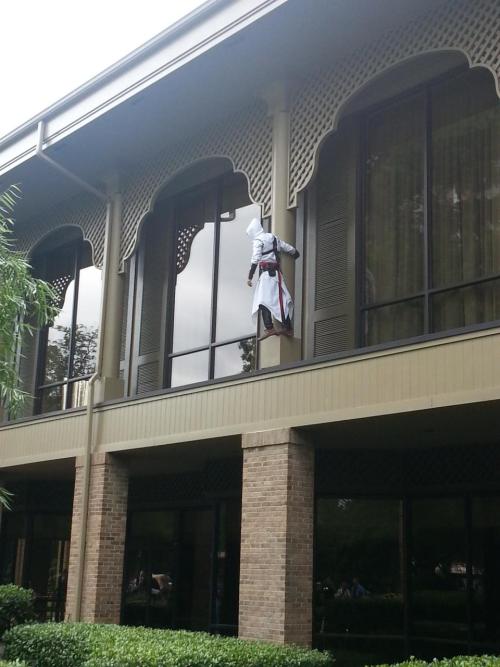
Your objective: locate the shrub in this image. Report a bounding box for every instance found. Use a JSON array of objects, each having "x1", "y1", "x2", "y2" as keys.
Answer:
[
  {"x1": 373, "y1": 657, "x2": 500, "y2": 667},
  {"x1": 0, "y1": 585, "x2": 35, "y2": 636},
  {"x1": 4, "y1": 622, "x2": 334, "y2": 667},
  {"x1": 0, "y1": 661, "x2": 27, "y2": 667}
]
